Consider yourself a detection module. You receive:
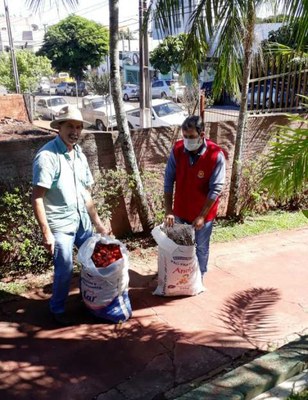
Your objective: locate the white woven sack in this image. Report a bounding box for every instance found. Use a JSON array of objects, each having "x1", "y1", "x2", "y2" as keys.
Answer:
[
  {"x1": 78, "y1": 234, "x2": 129, "y2": 310},
  {"x1": 151, "y1": 225, "x2": 204, "y2": 296}
]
